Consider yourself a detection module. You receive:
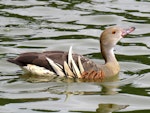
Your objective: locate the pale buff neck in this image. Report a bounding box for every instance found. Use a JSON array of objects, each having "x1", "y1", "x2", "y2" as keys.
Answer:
[
  {"x1": 101, "y1": 44, "x2": 117, "y2": 63},
  {"x1": 100, "y1": 43, "x2": 120, "y2": 76}
]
